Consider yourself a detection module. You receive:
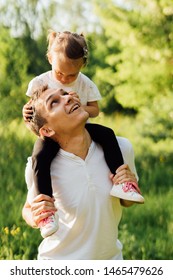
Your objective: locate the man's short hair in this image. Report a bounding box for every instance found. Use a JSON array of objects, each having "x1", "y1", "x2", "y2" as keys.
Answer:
[{"x1": 25, "y1": 85, "x2": 48, "y2": 136}]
